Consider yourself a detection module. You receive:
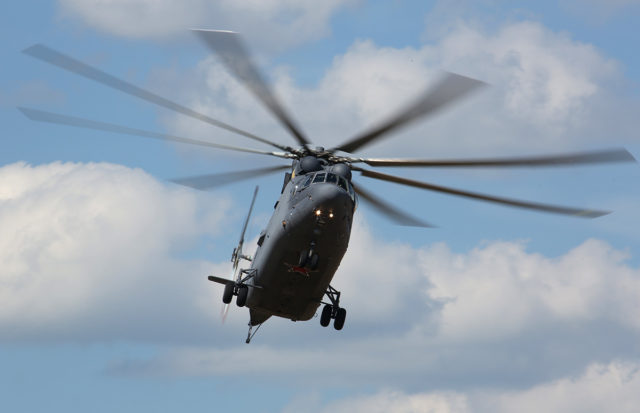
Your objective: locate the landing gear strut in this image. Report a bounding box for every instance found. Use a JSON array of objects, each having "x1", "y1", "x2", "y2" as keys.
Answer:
[
  {"x1": 298, "y1": 242, "x2": 319, "y2": 270},
  {"x1": 245, "y1": 322, "x2": 263, "y2": 344},
  {"x1": 320, "y1": 284, "x2": 347, "y2": 330},
  {"x1": 219, "y1": 268, "x2": 258, "y2": 308}
]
